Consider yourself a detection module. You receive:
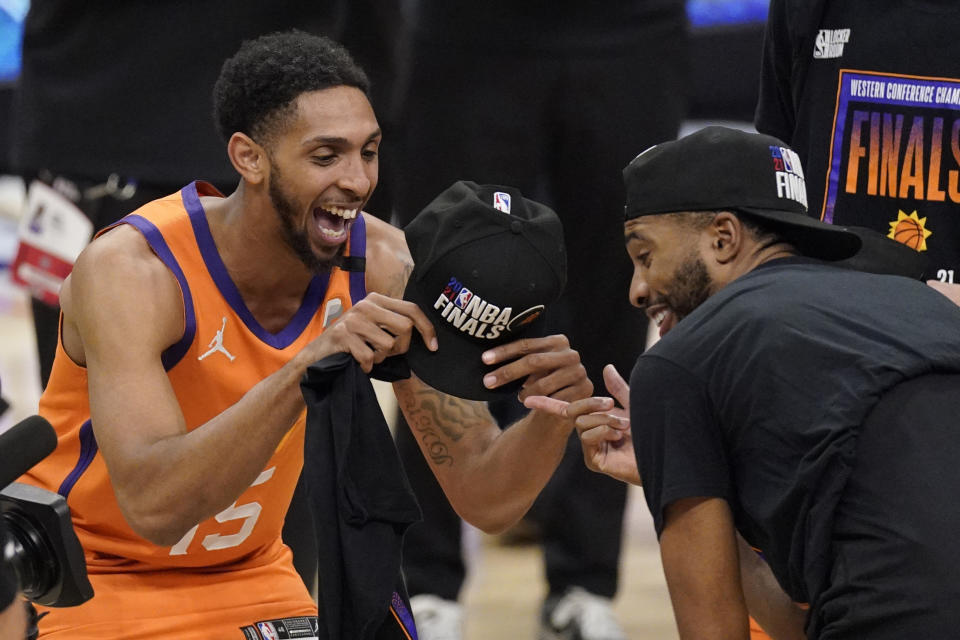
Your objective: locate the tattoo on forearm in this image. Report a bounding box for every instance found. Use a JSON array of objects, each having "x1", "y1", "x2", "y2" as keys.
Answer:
[
  {"x1": 419, "y1": 429, "x2": 453, "y2": 467},
  {"x1": 398, "y1": 383, "x2": 493, "y2": 468},
  {"x1": 385, "y1": 259, "x2": 414, "y2": 298}
]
